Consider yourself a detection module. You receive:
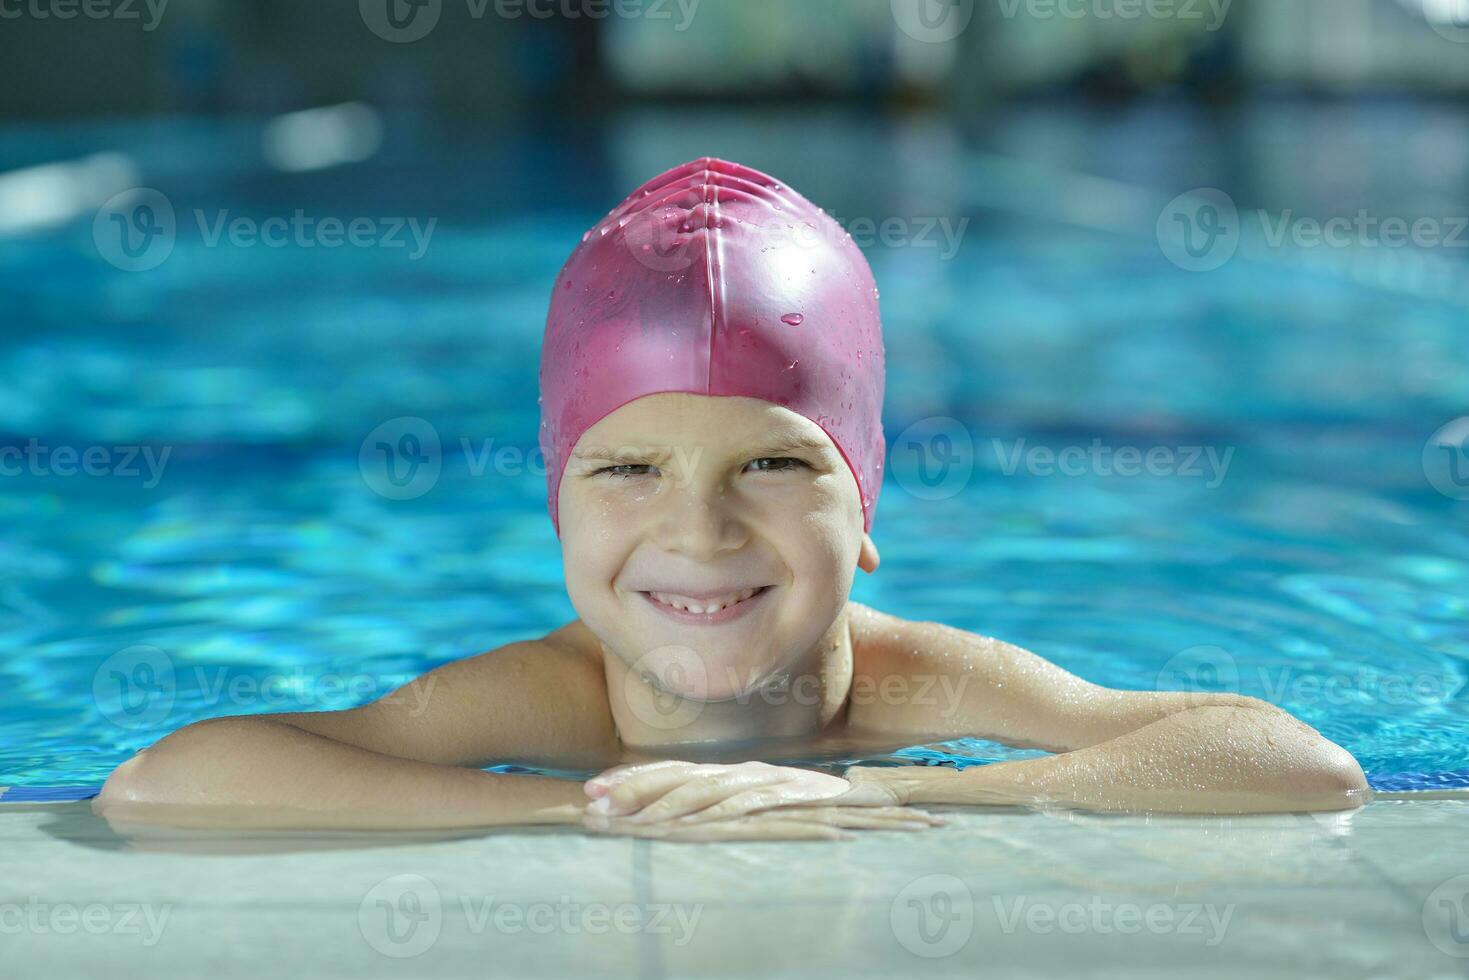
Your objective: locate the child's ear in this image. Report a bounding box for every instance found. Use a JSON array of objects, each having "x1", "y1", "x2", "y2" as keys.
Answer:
[{"x1": 857, "y1": 534, "x2": 880, "y2": 574}]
